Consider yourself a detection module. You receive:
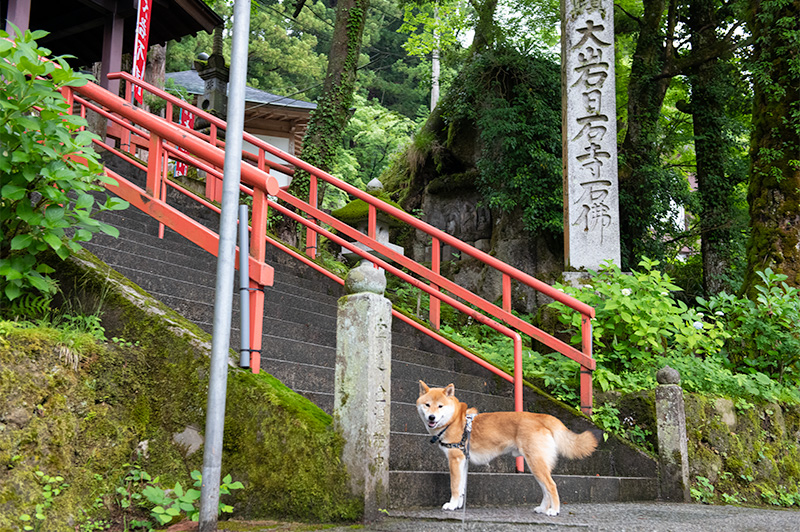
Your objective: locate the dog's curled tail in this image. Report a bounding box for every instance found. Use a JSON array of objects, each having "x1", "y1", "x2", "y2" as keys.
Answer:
[{"x1": 556, "y1": 428, "x2": 600, "y2": 460}]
